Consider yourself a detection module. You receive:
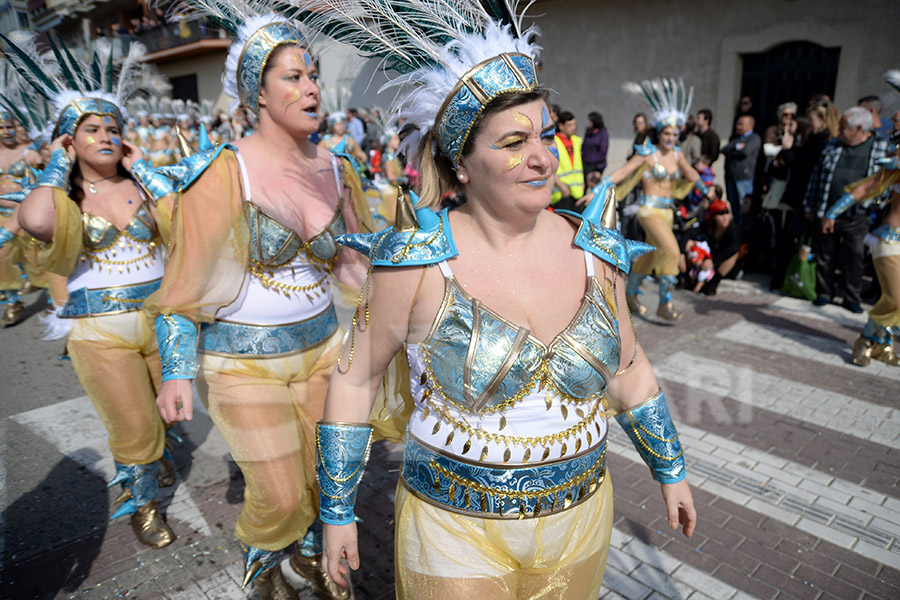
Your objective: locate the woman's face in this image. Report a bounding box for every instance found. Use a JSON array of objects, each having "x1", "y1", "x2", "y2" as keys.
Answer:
[
  {"x1": 634, "y1": 115, "x2": 646, "y2": 133},
  {"x1": 456, "y1": 99, "x2": 558, "y2": 210},
  {"x1": 0, "y1": 120, "x2": 17, "y2": 148},
  {"x1": 714, "y1": 211, "x2": 732, "y2": 230},
  {"x1": 659, "y1": 126, "x2": 677, "y2": 149},
  {"x1": 73, "y1": 114, "x2": 123, "y2": 168},
  {"x1": 808, "y1": 110, "x2": 825, "y2": 133},
  {"x1": 258, "y1": 45, "x2": 320, "y2": 137},
  {"x1": 331, "y1": 120, "x2": 346, "y2": 136},
  {"x1": 386, "y1": 134, "x2": 400, "y2": 152}
]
